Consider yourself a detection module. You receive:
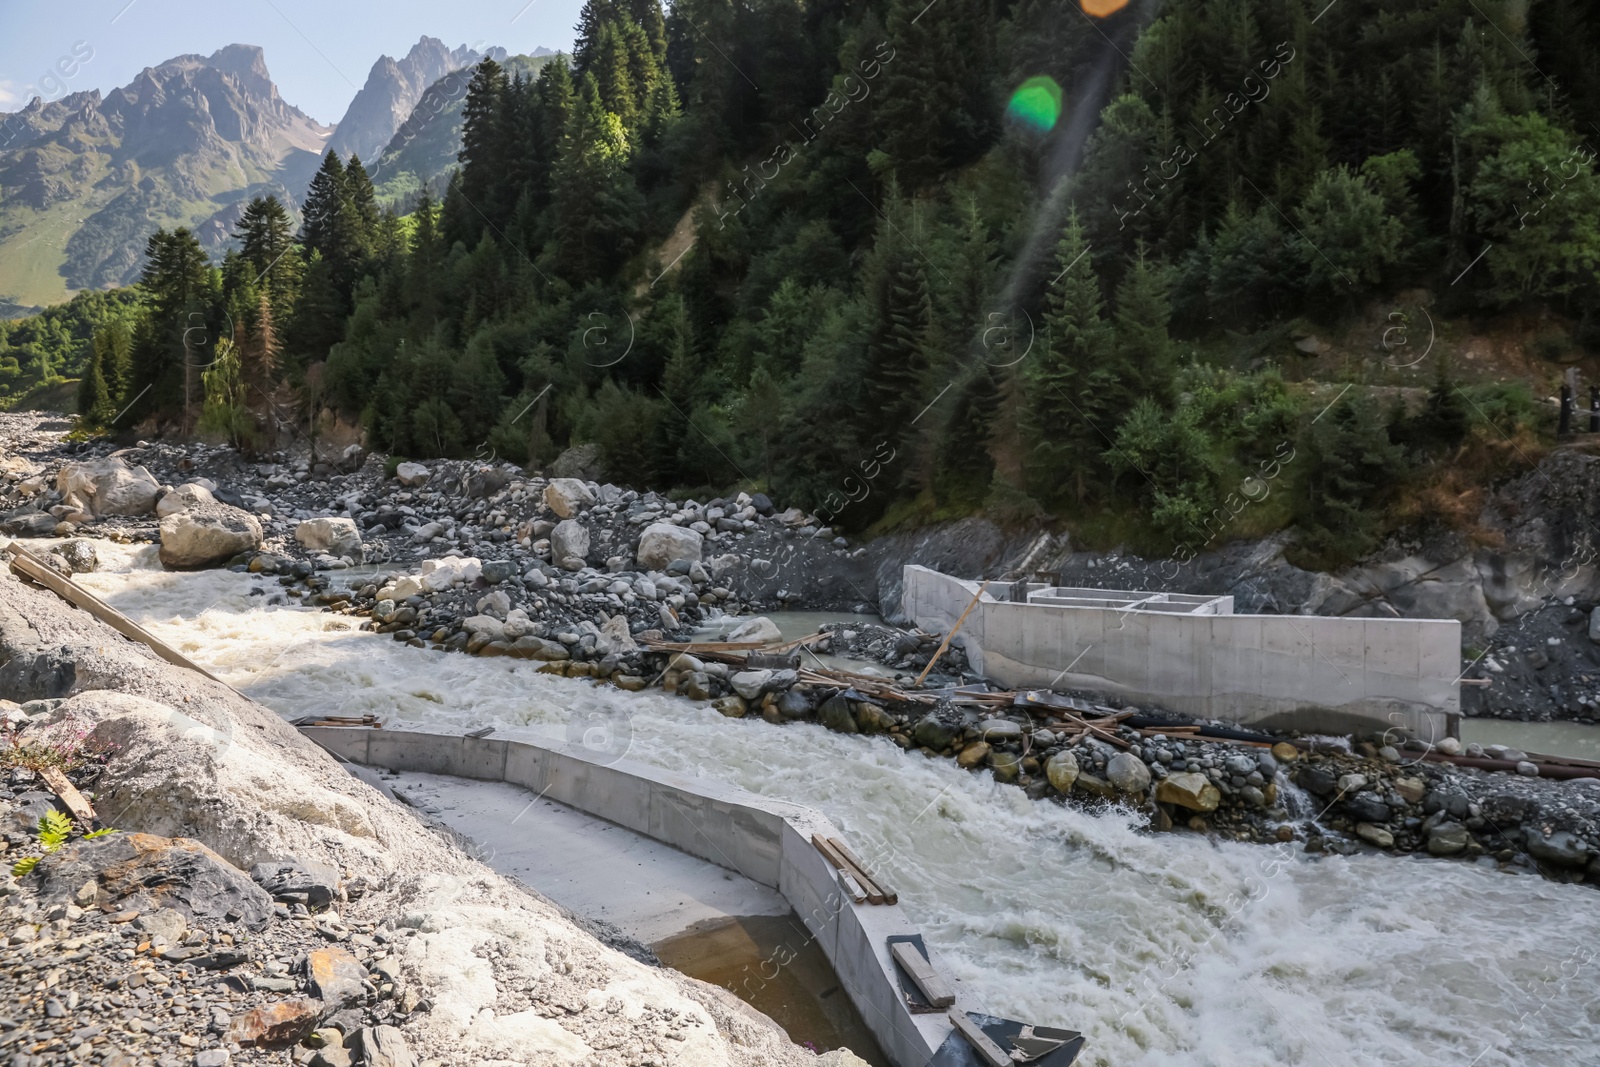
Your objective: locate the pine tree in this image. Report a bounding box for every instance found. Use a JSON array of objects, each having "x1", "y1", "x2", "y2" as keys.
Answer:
[
  {"x1": 1022, "y1": 209, "x2": 1116, "y2": 505},
  {"x1": 552, "y1": 73, "x2": 643, "y2": 282},
  {"x1": 1112, "y1": 244, "x2": 1176, "y2": 405},
  {"x1": 234, "y1": 195, "x2": 303, "y2": 316}
]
